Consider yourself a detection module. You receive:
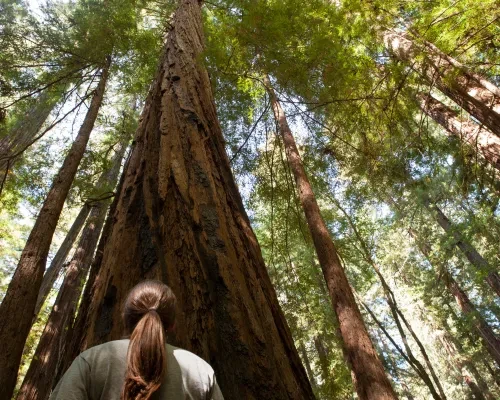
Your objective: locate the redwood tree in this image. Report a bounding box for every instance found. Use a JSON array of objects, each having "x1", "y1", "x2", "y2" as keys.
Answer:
[
  {"x1": 419, "y1": 93, "x2": 500, "y2": 172},
  {"x1": 384, "y1": 30, "x2": 500, "y2": 138},
  {"x1": 0, "y1": 58, "x2": 110, "y2": 400},
  {"x1": 408, "y1": 228, "x2": 500, "y2": 367},
  {"x1": 423, "y1": 198, "x2": 500, "y2": 297},
  {"x1": 58, "y1": 1, "x2": 314, "y2": 399},
  {"x1": 263, "y1": 75, "x2": 397, "y2": 400},
  {"x1": 34, "y1": 203, "x2": 91, "y2": 317},
  {"x1": 17, "y1": 135, "x2": 129, "y2": 400}
]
